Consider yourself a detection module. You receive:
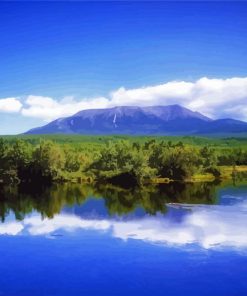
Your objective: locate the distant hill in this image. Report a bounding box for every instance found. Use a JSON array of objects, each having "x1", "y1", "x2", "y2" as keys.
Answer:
[{"x1": 25, "y1": 105, "x2": 247, "y2": 136}]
